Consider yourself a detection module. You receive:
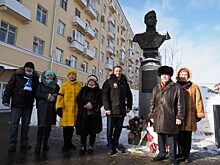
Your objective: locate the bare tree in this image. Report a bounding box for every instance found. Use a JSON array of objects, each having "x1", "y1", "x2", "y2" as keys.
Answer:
[{"x1": 161, "y1": 34, "x2": 182, "y2": 71}]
